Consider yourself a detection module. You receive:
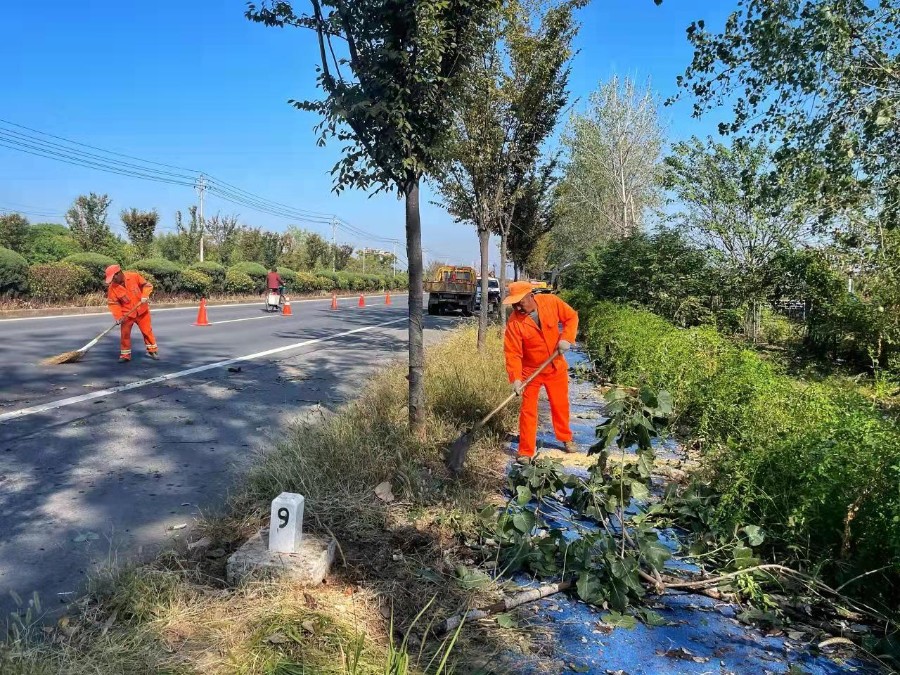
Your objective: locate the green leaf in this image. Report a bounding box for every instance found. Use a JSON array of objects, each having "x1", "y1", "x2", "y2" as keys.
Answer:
[
  {"x1": 575, "y1": 571, "x2": 606, "y2": 605},
  {"x1": 639, "y1": 539, "x2": 672, "y2": 570},
  {"x1": 601, "y1": 610, "x2": 637, "y2": 629},
  {"x1": 636, "y1": 607, "x2": 669, "y2": 627},
  {"x1": 656, "y1": 390, "x2": 674, "y2": 416},
  {"x1": 630, "y1": 480, "x2": 650, "y2": 501},
  {"x1": 607, "y1": 577, "x2": 630, "y2": 612},
  {"x1": 741, "y1": 525, "x2": 765, "y2": 547},
  {"x1": 512, "y1": 510, "x2": 536, "y2": 534},
  {"x1": 732, "y1": 545, "x2": 760, "y2": 569},
  {"x1": 516, "y1": 485, "x2": 532, "y2": 506},
  {"x1": 496, "y1": 613, "x2": 517, "y2": 629}
]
